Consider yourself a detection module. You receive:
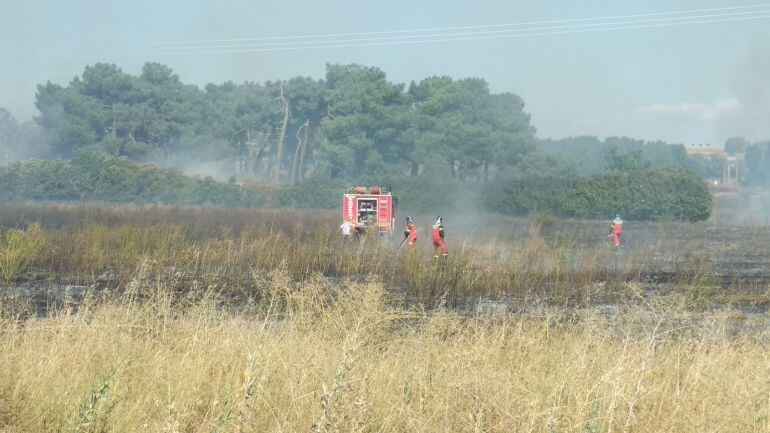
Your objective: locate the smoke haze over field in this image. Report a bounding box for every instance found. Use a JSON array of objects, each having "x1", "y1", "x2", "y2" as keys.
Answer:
[
  {"x1": 720, "y1": 45, "x2": 770, "y2": 141},
  {"x1": 1, "y1": 0, "x2": 769, "y2": 146}
]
